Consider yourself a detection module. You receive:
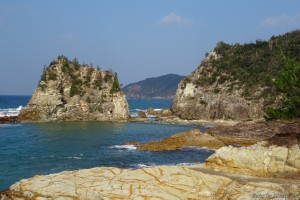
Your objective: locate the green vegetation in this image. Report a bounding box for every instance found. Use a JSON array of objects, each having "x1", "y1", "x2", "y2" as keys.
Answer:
[
  {"x1": 198, "y1": 30, "x2": 300, "y2": 90},
  {"x1": 38, "y1": 55, "x2": 120, "y2": 97},
  {"x1": 70, "y1": 78, "x2": 84, "y2": 97},
  {"x1": 194, "y1": 30, "x2": 300, "y2": 120},
  {"x1": 265, "y1": 56, "x2": 300, "y2": 120},
  {"x1": 110, "y1": 72, "x2": 121, "y2": 94}
]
